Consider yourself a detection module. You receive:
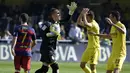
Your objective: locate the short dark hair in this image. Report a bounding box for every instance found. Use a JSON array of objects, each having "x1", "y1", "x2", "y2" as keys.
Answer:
[
  {"x1": 50, "y1": 8, "x2": 58, "y2": 15},
  {"x1": 20, "y1": 13, "x2": 29, "y2": 22},
  {"x1": 110, "y1": 11, "x2": 120, "y2": 21},
  {"x1": 47, "y1": 8, "x2": 59, "y2": 21},
  {"x1": 87, "y1": 10, "x2": 95, "y2": 20}
]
